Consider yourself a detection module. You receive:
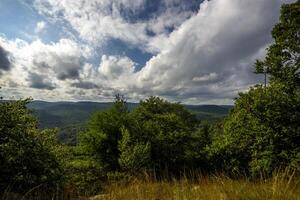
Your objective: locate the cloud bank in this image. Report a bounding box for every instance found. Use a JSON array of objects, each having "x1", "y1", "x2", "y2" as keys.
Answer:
[{"x1": 0, "y1": 0, "x2": 294, "y2": 104}]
